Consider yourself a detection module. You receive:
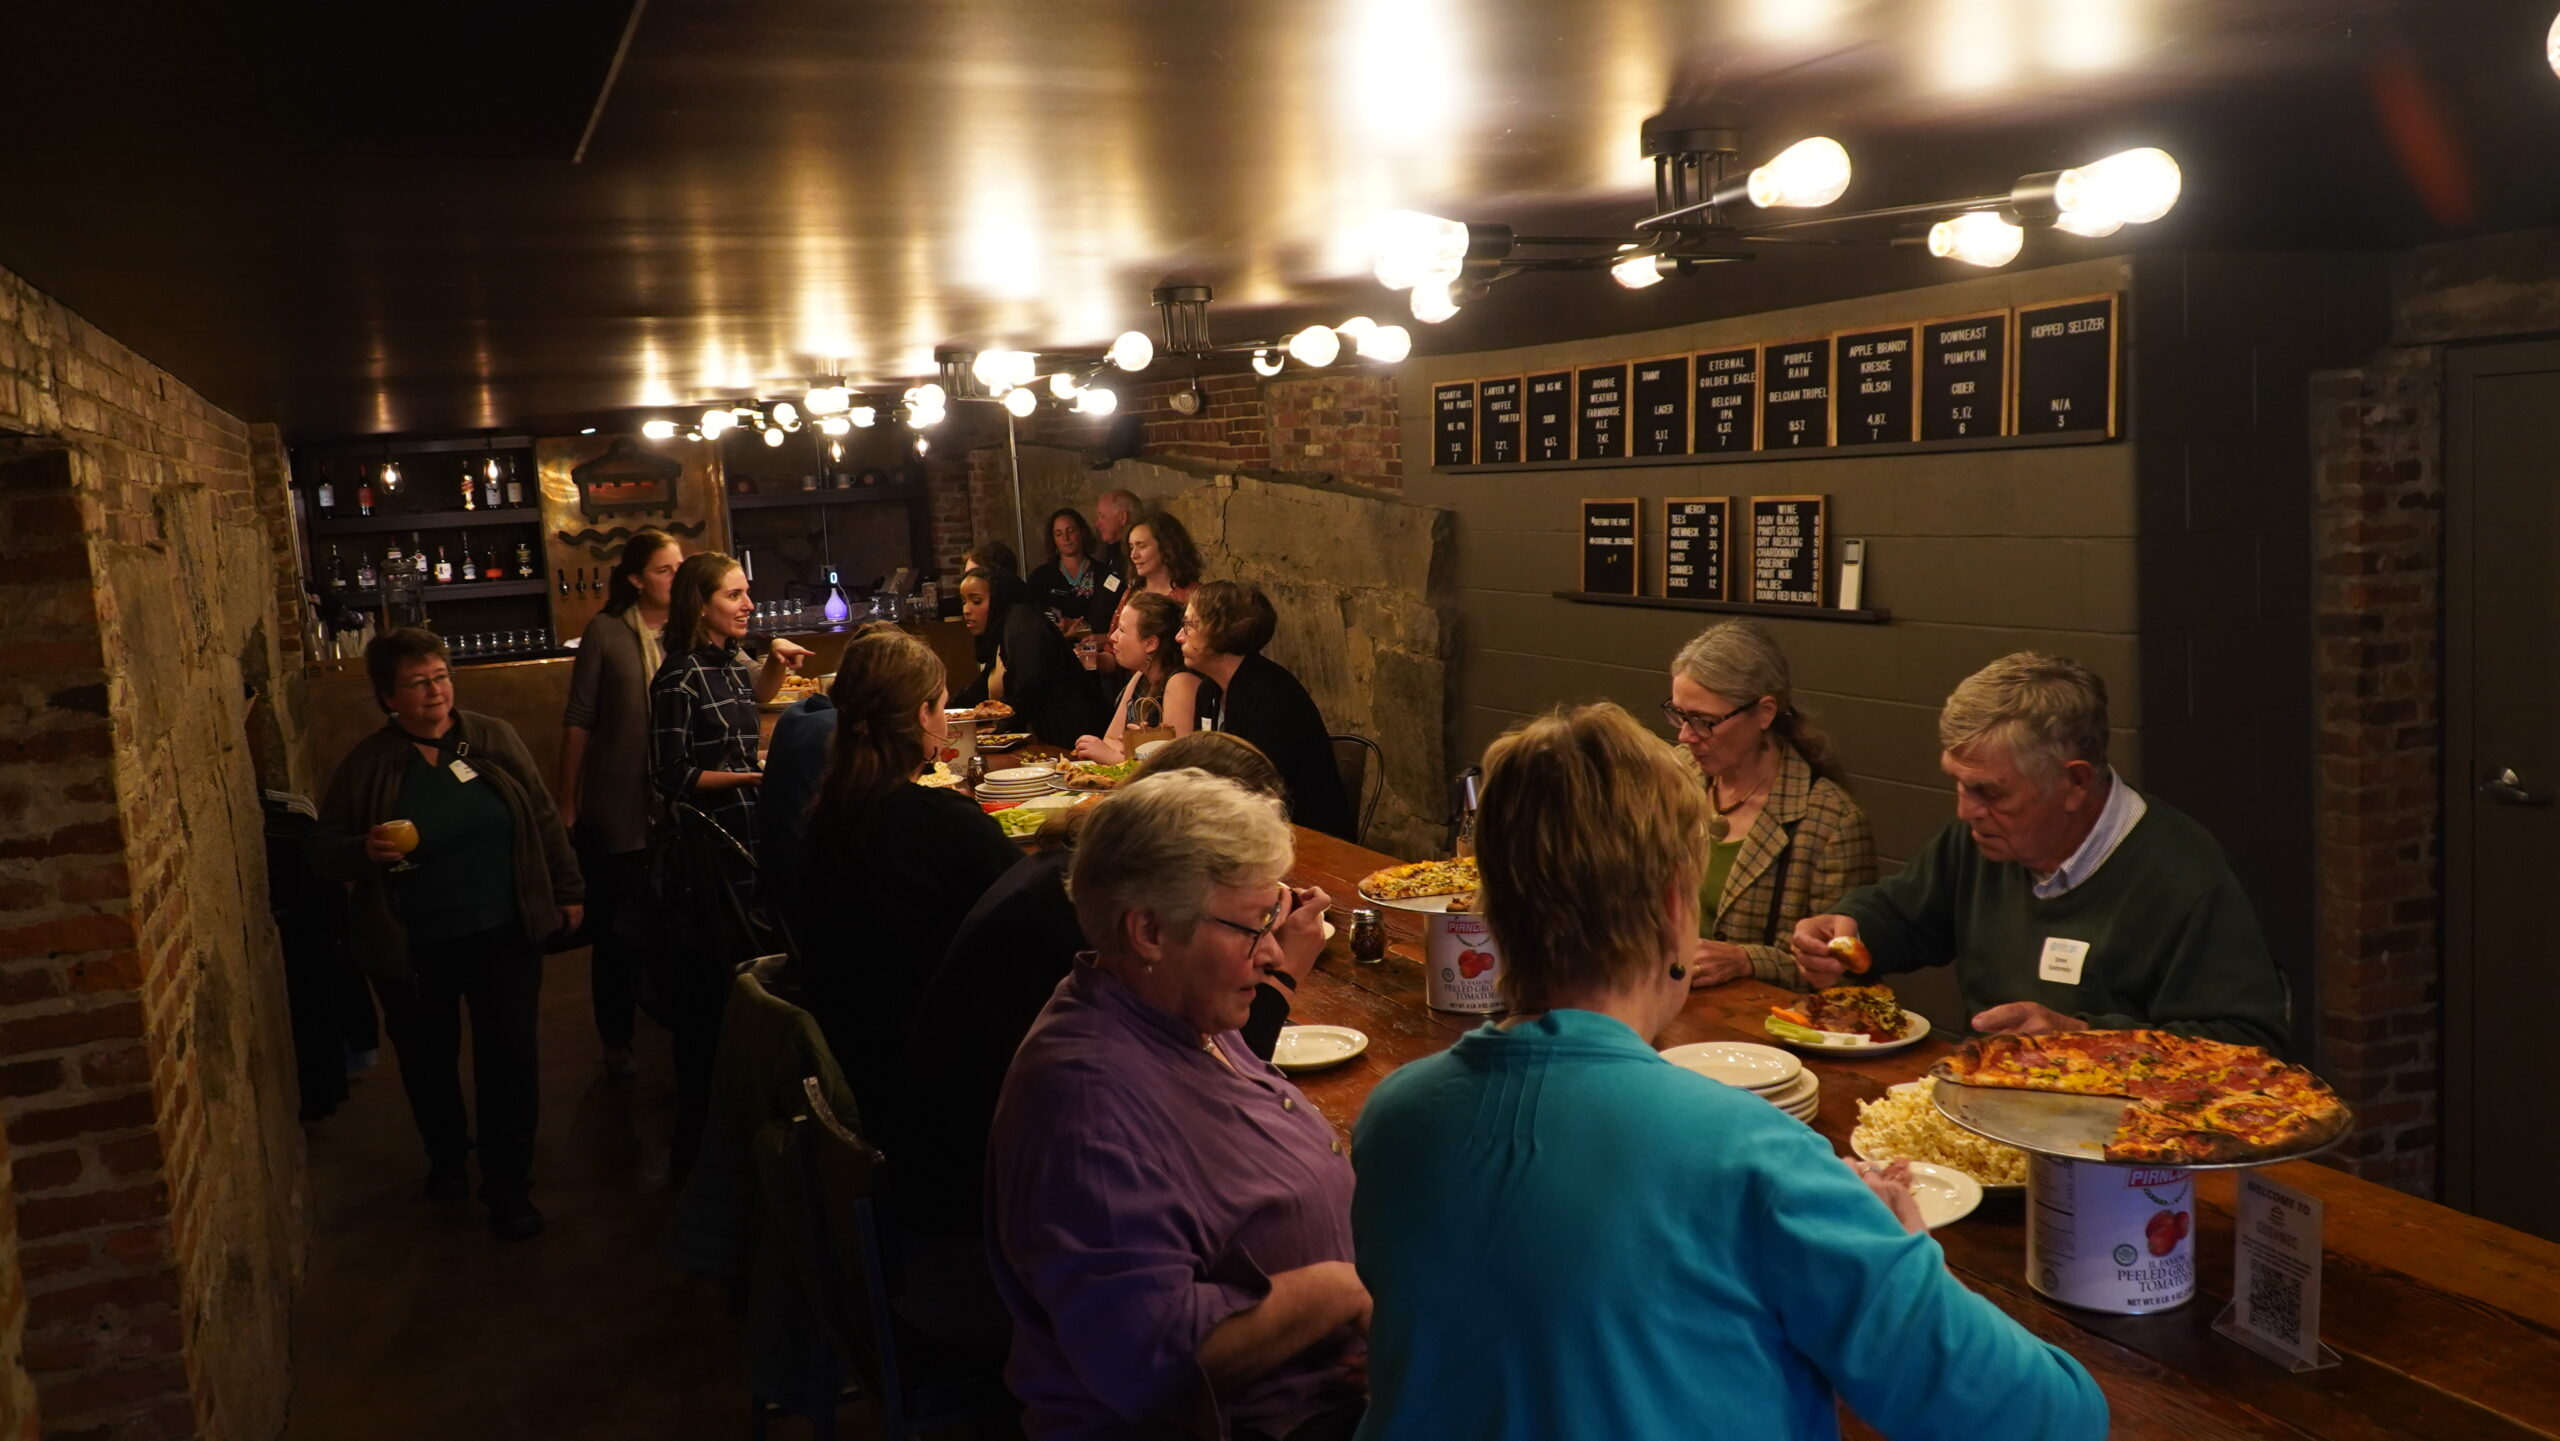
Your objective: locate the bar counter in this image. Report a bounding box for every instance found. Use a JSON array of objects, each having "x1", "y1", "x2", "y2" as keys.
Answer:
[{"x1": 1279, "y1": 827, "x2": 2560, "y2": 1441}]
